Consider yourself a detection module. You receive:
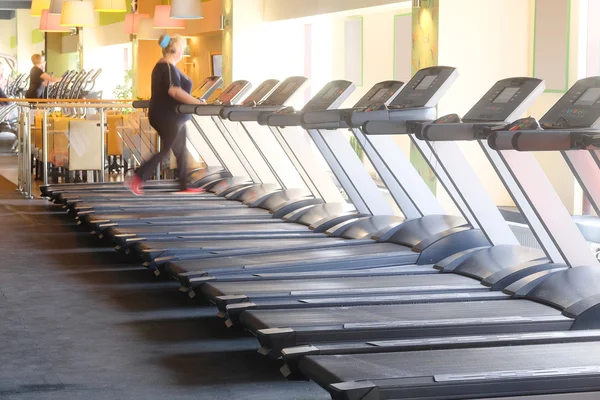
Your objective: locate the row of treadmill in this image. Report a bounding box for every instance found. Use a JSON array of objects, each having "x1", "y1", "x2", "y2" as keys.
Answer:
[{"x1": 42, "y1": 66, "x2": 600, "y2": 399}]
